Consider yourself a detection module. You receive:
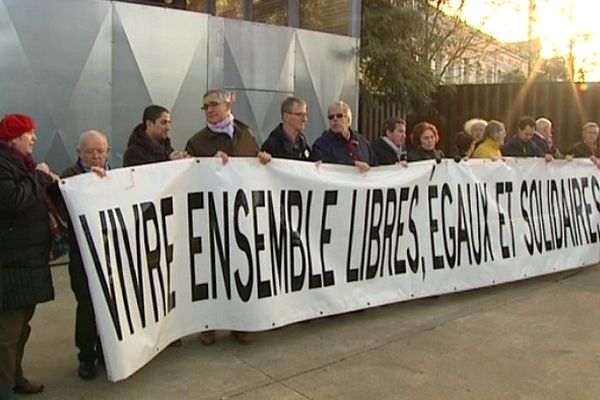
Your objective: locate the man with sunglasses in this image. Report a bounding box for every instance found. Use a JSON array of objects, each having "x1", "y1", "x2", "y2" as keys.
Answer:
[
  {"x1": 261, "y1": 96, "x2": 312, "y2": 161},
  {"x1": 312, "y1": 101, "x2": 377, "y2": 172}
]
